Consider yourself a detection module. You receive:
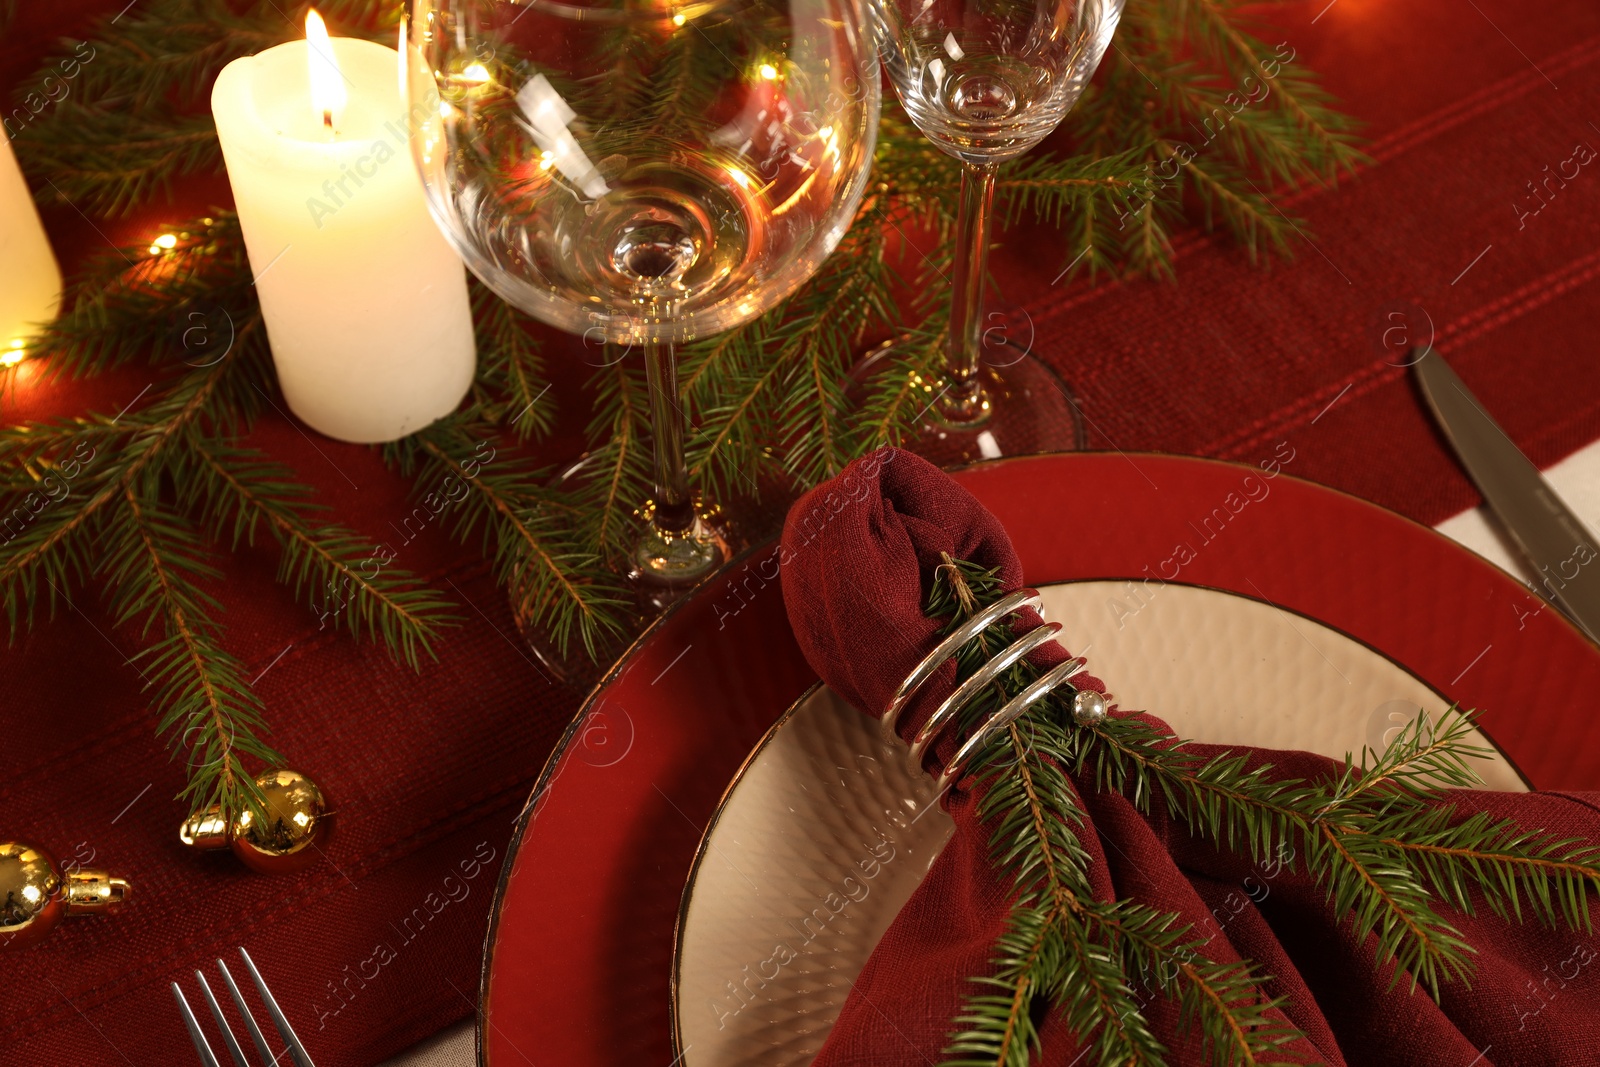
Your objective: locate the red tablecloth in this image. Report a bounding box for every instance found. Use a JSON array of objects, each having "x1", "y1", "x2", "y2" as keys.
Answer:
[{"x1": 3, "y1": 1, "x2": 1598, "y2": 1064}]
